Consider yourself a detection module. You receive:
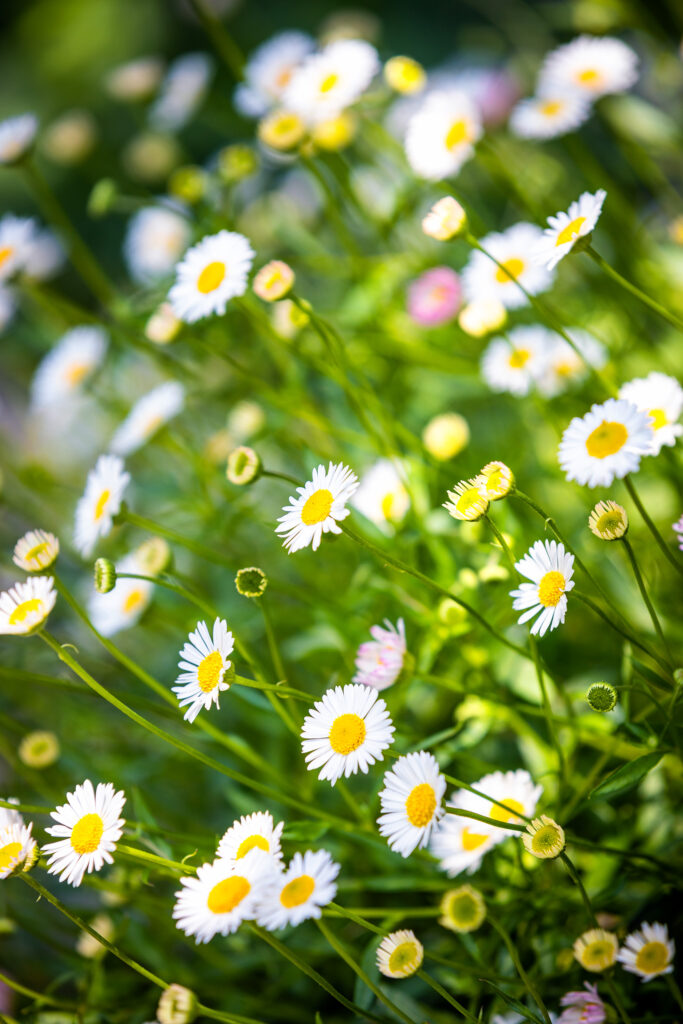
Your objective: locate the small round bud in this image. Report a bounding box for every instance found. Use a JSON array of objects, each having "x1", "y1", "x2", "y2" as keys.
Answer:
[
  {"x1": 135, "y1": 537, "x2": 171, "y2": 576},
  {"x1": 437, "y1": 598, "x2": 467, "y2": 629},
  {"x1": 226, "y1": 447, "x2": 262, "y2": 486},
  {"x1": 458, "y1": 298, "x2": 507, "y2": 337},
  {"x1": 217, "y1": 143, "x2": 258, "y2": 184},
  {"x1": 94, "y1": 558, "x2": 116, "y2": 594},
  {"x1": 422, "y1": 413, "x2": 469, "y2": 461},
  {"x1": 476, "y1": 461, "x2": 514, "y2": 501},
  {"x1": 439, "y1": 885, "x2": 486, "y2": 933},
  {"x1": 18, "y1": 730, "x2": 60, "y2": 769},
  {"x1": 258, "y1": 110, "x2": 306, "y2": 152},
  {"x1": 13, "y1": 529, "x2": 59, "y2": 571},
  {"x1": 522, "y1": 815, "x2": 565, "y2": 859},
  {"x1": 88, "y1": 178, "x2": 119, "y2": 219},
  {"x1": 157, "y1": 984, "x2": 198, "y2": 1024},
  {"x1": 235, "y1": 566, "x2": 268, "y2": 598},
  {"x1": 168, "y1": 165, "x2": 208, "y2": 205},
  {"x1": 588, "y1": 500, "x2": 628, "y2": 541},
  {"x1": 586, "y1": 682, "x2": 618, "y2": 712},
  {"x1": 422, "y1": 196, "x2": 467, "y2": 241},
  {"x1": 253, "y1": 261, "x2": 295, "y2": 302},
  {"x1": 122, "y1": 132, "x2": 181, "y2": 184},
  {"x1": 384, "y1": 56, "x2": 426, "y2": 95},
  {"x1": 444, "y1": 479, "x2": 489, "y2": 522},
  {"x1": 42, "y1": 110, "x2": 96, "y2": 165},
  {"x1": 311, "y1": 112, "x2": 356, "y2": 151},
  {"x1": 145, "y1": 302, "x2": 182, "y2": 344}
]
